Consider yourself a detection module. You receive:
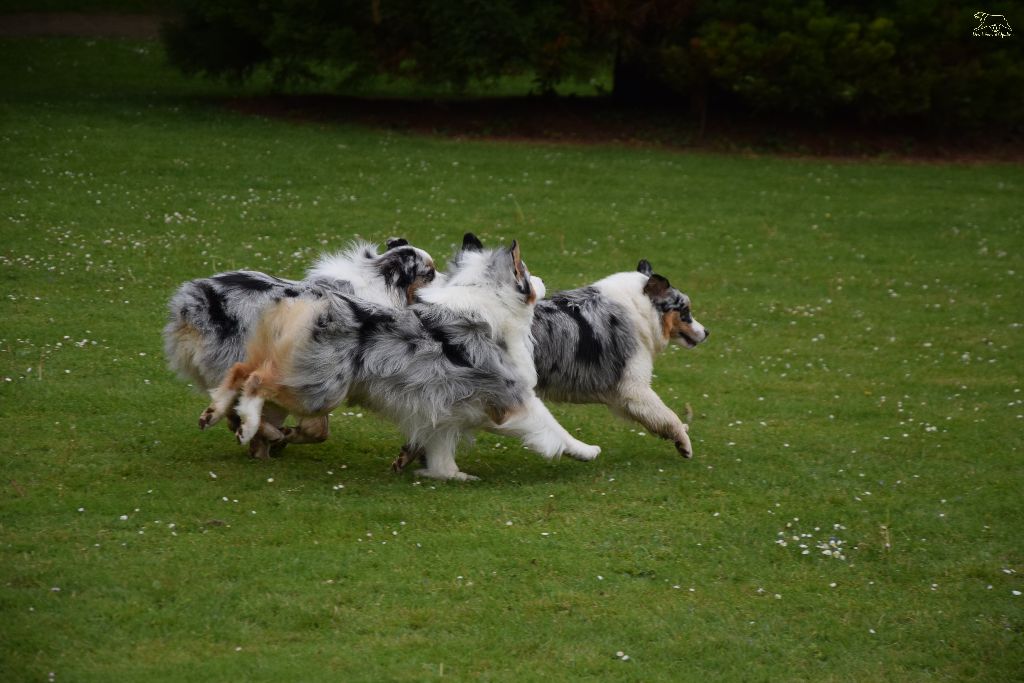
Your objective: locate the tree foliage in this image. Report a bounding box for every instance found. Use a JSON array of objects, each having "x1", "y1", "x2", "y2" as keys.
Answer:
[{"x1": 162, "y1": 0, "x2": 1024, "y2": 128}]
